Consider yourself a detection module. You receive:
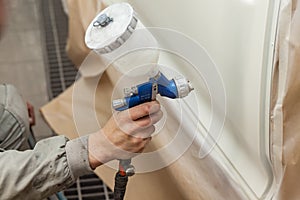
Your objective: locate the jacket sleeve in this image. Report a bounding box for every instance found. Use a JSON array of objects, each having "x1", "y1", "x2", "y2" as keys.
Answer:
[{"x1": 0, "y1": 135, "x2": 93, "y2": 200}]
